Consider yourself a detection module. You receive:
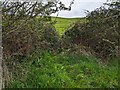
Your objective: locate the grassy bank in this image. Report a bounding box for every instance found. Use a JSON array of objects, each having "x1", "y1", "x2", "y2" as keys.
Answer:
[{"x1": 8, "y1": 51, "x2": 118, "y2": 88}]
